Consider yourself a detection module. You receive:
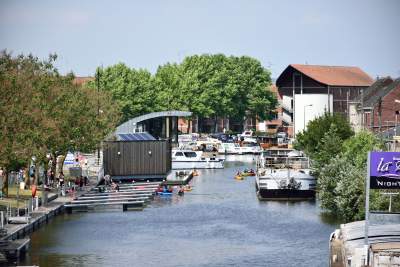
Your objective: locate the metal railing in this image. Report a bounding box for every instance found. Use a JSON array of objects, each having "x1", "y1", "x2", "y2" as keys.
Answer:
[{"x1": 261, "y1": 157, "x2": 310, "y2": 169}]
